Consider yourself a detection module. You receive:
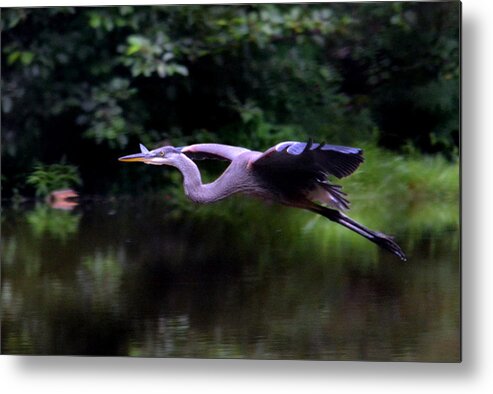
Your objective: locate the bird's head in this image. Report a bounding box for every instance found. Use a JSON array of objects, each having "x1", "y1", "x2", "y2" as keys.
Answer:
[{"x1": 119, "y1": 144, "x2": 183, "y2": 166}]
